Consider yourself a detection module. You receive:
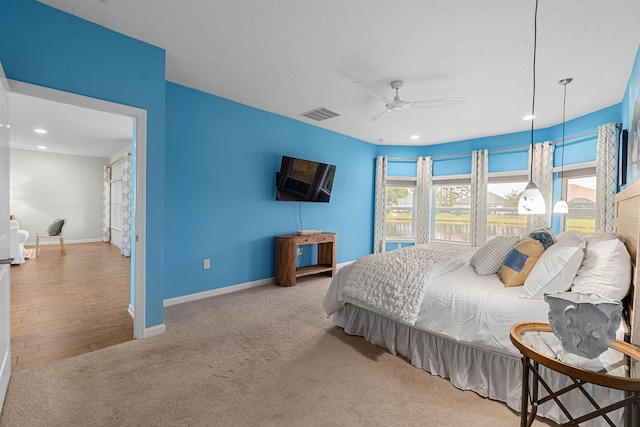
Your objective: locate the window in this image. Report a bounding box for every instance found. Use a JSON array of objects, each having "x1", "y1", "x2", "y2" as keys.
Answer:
[
  {"x1": 486, "y1": 175, "x2": 528, "y2": 239},
  {"x1": 559, "y1": 167, "x2": 596, "y2": 234},
  {"x1": 432, "y1": 177, "x2": 471, "y2": 243},
  {"x1": 110, "y1": 179, "x2": 123, "y2": 230},
  {"x1": 385, "y1": 179, "x2": 416, "y2": 242}
]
